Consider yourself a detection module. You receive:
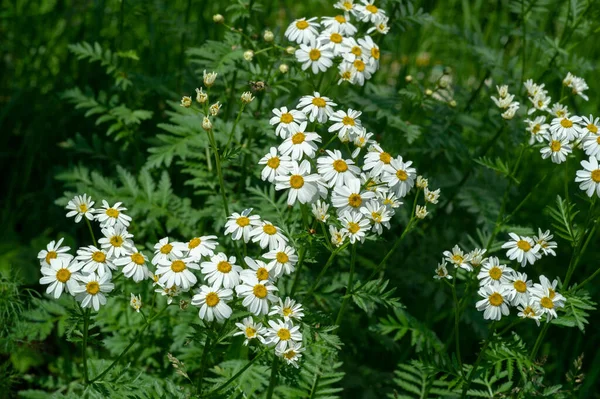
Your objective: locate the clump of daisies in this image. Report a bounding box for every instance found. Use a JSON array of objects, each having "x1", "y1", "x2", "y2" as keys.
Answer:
[
  {"x1": 434, "y1": 229, "x2": 565, "y2": 324},
  {"x1": 284, "y1": 0, "x2": 388, "y2": 86},
  {"x1": 261, "y1": 93, "x2": 440, "y2": 249},
  {"x1": 490, "y1": 85, "x2": 520, "y2": 120}
]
